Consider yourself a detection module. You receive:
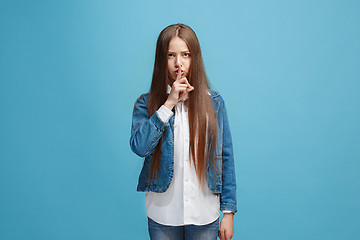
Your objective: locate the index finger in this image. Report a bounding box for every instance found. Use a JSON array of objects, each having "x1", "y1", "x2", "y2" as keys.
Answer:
[{"x1": 176, "y1": 66, "x2": 182, "y2": 81}]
